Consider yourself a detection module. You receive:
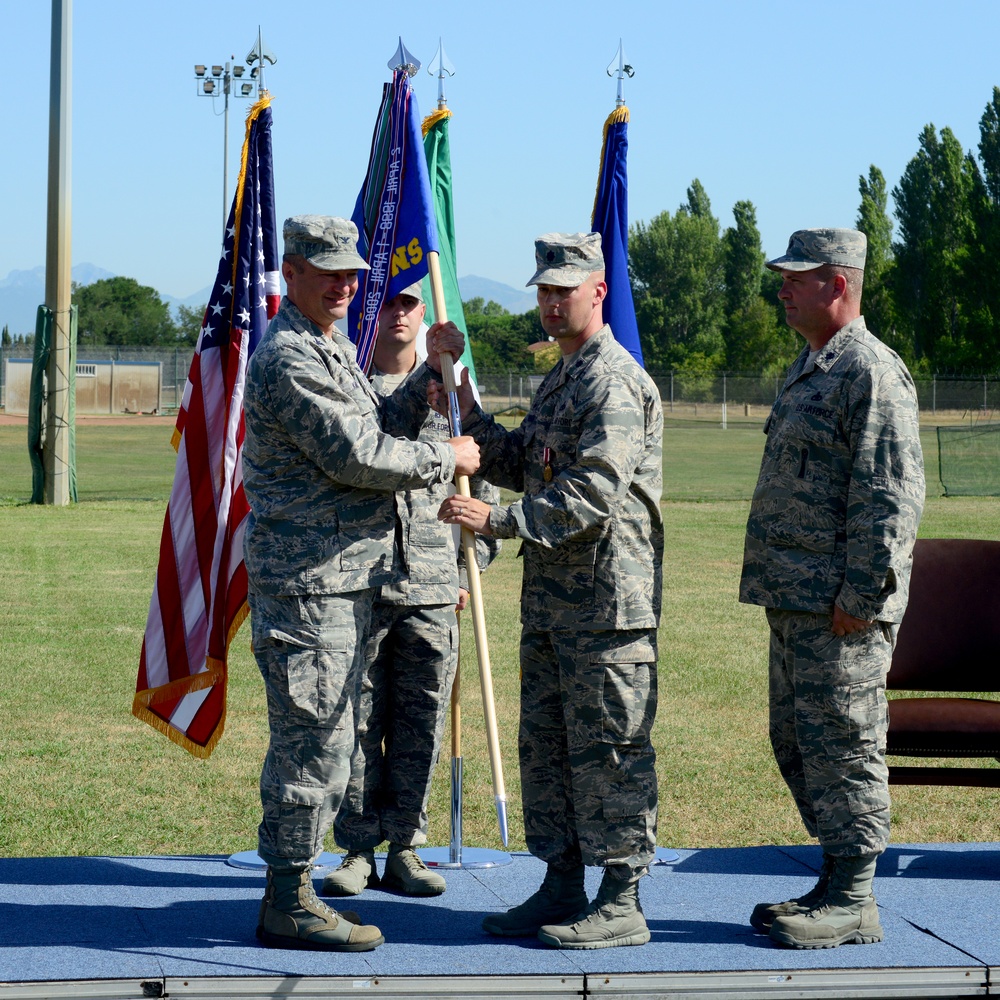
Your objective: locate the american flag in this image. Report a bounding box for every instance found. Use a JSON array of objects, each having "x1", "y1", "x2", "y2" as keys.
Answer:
[{"x1": 133, "y1": 97, "x2": 279, "y2": 758}]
